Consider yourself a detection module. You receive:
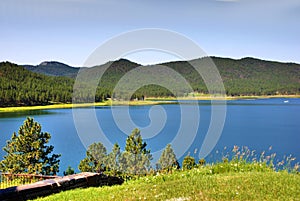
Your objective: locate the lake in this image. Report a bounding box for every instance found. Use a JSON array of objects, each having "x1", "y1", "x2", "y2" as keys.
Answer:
[{"x1": 0, "y1": 98, "x2": 299, "y2": 175}]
